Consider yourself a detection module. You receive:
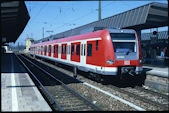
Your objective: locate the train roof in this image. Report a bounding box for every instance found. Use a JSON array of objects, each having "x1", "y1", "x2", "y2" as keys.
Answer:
[
  {"x1": 31, "y1": 29, "x2": 107, "y2": 47},
  {"x1": 31, "y1": 28, "x2": 136, "y2": 47}
]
